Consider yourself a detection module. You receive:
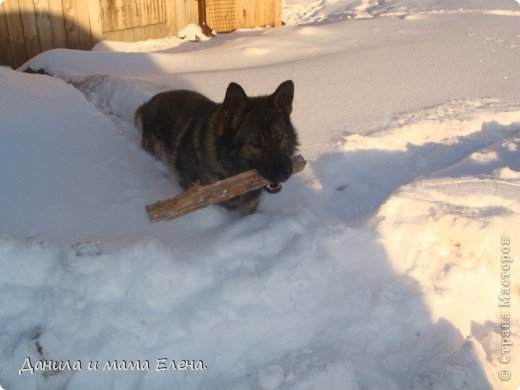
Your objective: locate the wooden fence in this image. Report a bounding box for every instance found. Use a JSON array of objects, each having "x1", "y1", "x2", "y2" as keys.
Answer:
[{"x1": 0, "y1": 0, "x2": 282, "y2": 69}]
